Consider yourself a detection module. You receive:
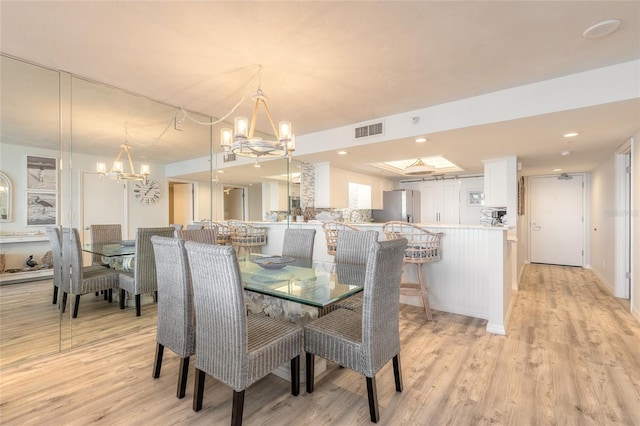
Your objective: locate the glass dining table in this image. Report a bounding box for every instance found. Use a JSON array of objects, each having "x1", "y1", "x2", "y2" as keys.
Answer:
[{"x1": 82, "y1": 240, "x2": 136, "y2": 270}]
